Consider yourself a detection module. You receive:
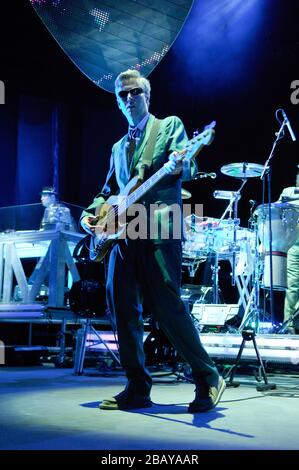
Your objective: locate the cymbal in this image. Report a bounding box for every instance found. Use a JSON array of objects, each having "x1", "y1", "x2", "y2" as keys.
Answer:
[
  {"x1": 221, "y1": 162, "x2": 264, "y2": 178},
  {"x1": 181, "y1": 188, "x2": 192, "y2": 199}
]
